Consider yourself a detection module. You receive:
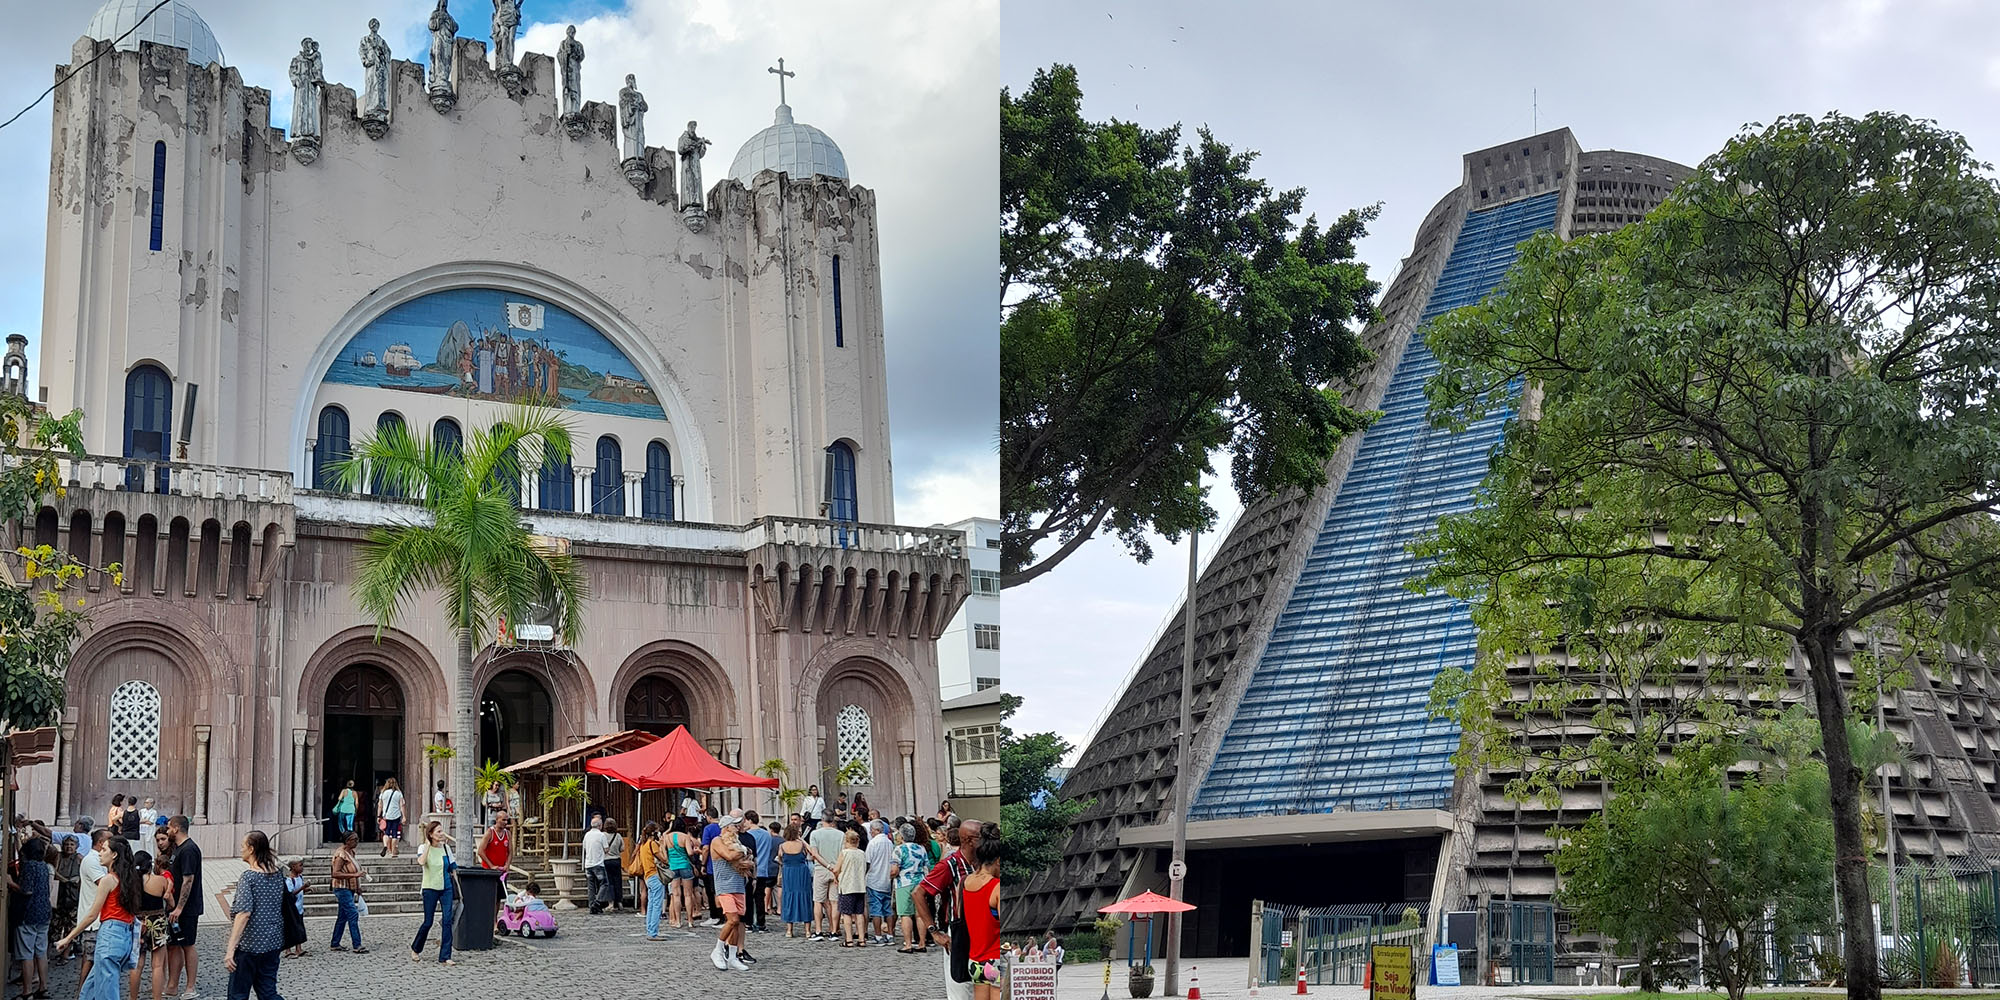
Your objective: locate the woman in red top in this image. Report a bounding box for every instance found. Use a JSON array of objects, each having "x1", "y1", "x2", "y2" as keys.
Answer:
[
  {"x1": 961, "y1": 836, "x2": 1004, "y2": 1000},
  {"x1": 56, "y1": 837, "x2": 141, "y2": 1000}
]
